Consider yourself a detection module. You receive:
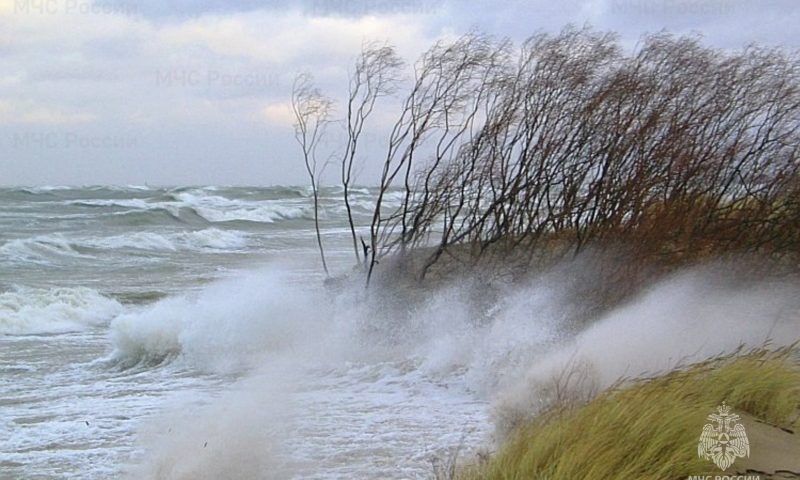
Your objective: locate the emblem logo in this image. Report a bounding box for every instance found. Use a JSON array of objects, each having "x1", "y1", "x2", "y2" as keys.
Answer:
[{"x1": 697, "y1": 402, "x2": 750, "y2": 471}]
